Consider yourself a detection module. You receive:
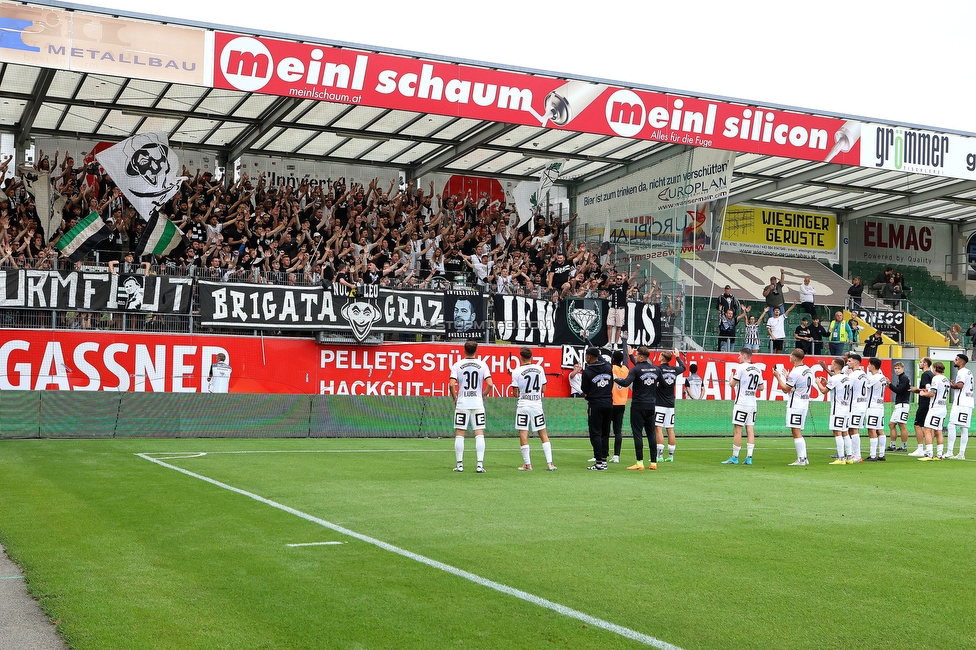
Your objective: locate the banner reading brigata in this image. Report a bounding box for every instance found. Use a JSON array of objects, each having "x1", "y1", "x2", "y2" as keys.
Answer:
[
  {"x1": 198, "y1": 280, "x2": 443, "y2": 337},
  {"x1": 0, "y1": 330, "x2": 893, "y2": 400},
  {"x1": 721, "y1": 205, "x2": 838, "y2": 262},
  {"x1": 211, "y1": 32, "x2": 861, "y2": 165}
]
